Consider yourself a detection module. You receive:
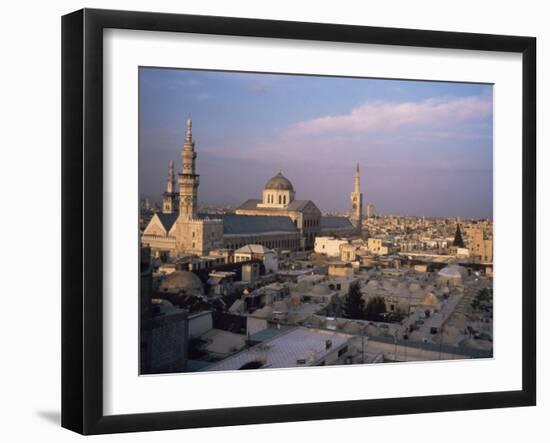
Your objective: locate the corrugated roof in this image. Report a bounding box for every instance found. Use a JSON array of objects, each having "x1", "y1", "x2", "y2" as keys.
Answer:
[
  {"x1": 221, "y1": 214, "x2": 298, "y2": 235},
  {"x1": 320, "y1": 216, "x2": 354, "y2": 229}
]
